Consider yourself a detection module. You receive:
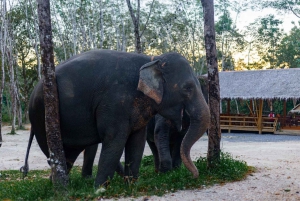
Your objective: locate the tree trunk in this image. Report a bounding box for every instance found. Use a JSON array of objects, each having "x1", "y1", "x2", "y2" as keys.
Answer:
[
  {"x1": 16, "y1": 89, "x2": 23, "y2": 129},
  {"x1": 126, "y1": 0, "x2": 142, "y2": 53},
  {"x1": 29, "y1": 0, "x2": 42, "y2": 79},
  {"x1": 37, "y1": 0, "x2": 68, "y2": 188},
  {"x1": 99, "y1": 0, "x2": 104, "y2": 49},
  {"x1": 201, "y1": 0, "x2": 221, "y2": 168},
  {"x1": 6, "y1": 41, "x2": 17, "y2": 134},
  {"x1": 71, "y1": 1, "x2": 77, "y2": 55},
  {"x1": 0, "y1": 0, "x2": 7, "y2": 146},
  {"x1": 121, "y1": 22, "x2": 127, "y2": 51}
]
